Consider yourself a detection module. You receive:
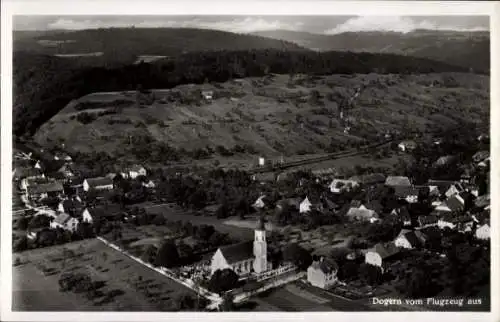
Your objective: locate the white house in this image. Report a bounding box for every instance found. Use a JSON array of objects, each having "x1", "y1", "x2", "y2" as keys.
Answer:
[
  {"x1": 299, "y1": 197, "x2": 313, "y2": 213},
  {"x1": 253, "y1": 195, "x2": 266, "y2": 210},
  {"x1": 128, "y1": 165, "x2": 147, "y2": 179},
  {"x1": 83, "y1": 177, "x2": 114, "y2": 192},
  {"x1": 142, "y1": 180, "x2": 156, "y2": 189},
  {"x1": 307, "y1": 258, "x2": 338, "y2": 289},
  {"x1": 394, "y1": 230, "x2": 421, "y2": 249},
  {"x1": 50, "y1": 213, "x2": 79, "y2": 233},
  {"x1": 445, "y1": 183, "x2": 465, "y2": 198},
  {"x1": 475, "y1": 224, "x2": 490, "y2": 240},
  {"x1": 202, "y1": 90, "x2": 214, "y2": 101},
  {"x1": 398, "y1": 140, "x2": 417, "y2": 152},
  {"x1": 258, "y1": 157, "x2": 265, "y2": 167},
  {"x1": 365, "y1": 243, "x2": 400, "y2": 273},
  {"x1": 329, "y1": 179, "x2": 359, "y2": 194}
]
